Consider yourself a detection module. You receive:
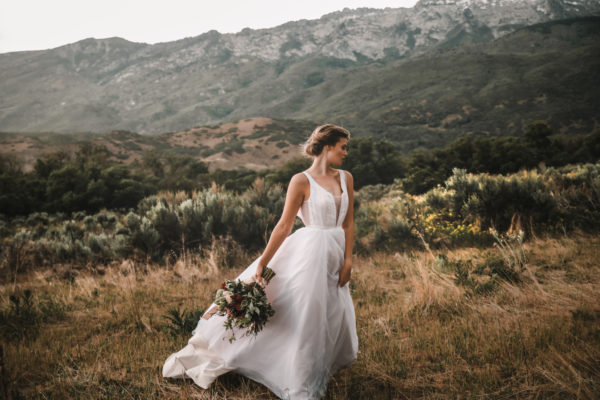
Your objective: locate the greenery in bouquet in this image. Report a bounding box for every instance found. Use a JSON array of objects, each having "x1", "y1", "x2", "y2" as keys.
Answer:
[{"x1": 214, "y1": 267, "x2": 276, "y2": 343}]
